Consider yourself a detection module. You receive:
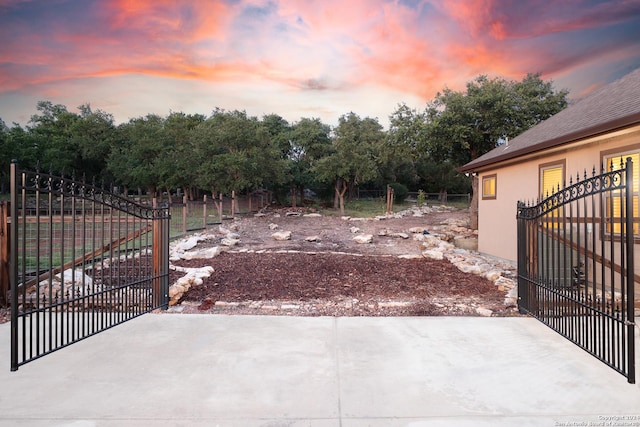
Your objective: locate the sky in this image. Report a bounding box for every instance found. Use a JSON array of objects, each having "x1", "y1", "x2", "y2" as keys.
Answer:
[{"x1": 1, "y1": 0, "x2": 640, "y2": 129}]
